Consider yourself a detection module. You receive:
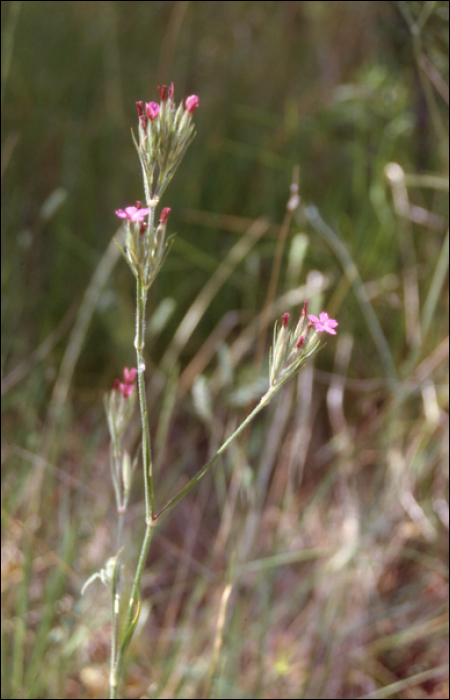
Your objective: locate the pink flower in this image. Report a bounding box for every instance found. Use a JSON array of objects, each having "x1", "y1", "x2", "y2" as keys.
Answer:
[
  {"x1": 308, "y1": 312, "x2": 339, "y2": 335},
  {"x1": 282, "y1": 312, "x2": 290, "y2": 327},
  {"x1": 119, "y1": 382, "x2": 134, "y2": 398},
  {"x1": 145, "y1": 101, "x2": 160, "y2": 121},
  {"x1": 115, "y1": 202, "x2": 150, "y2": 222},
  {"x1": 160, "y1": 207, "x2": 171, "y2": 223},
  {"x1": 185, "y1": 94, "x2": 199, "y2": 114},
  {"x1": 123, "y1": 367, "x2": 137, "y2": 384}
]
